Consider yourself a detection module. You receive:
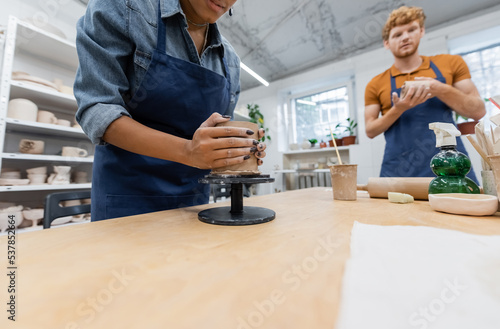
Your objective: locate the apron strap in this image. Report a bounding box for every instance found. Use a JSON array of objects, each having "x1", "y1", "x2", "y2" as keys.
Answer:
[
  {"x1": 429, "y1": 61, "x2": 444, "y2": 79},
  {"x1": 156, "y1": 1, "x2": 167, "y2": 53}
]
